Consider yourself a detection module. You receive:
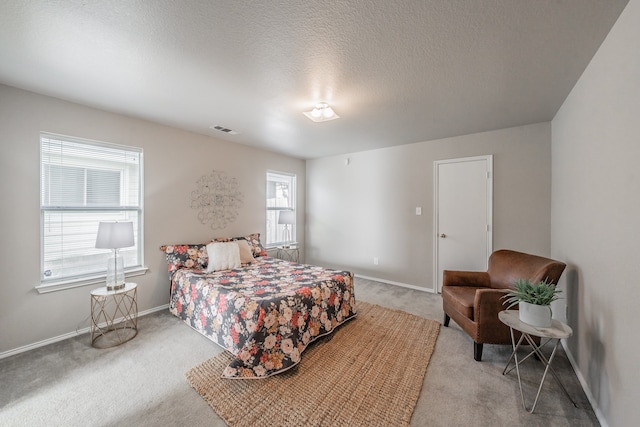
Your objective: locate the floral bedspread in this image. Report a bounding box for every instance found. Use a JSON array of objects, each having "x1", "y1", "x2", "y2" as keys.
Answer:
[{"x1": 169, "y1": 257, "x2": 357, "y2": 379}]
